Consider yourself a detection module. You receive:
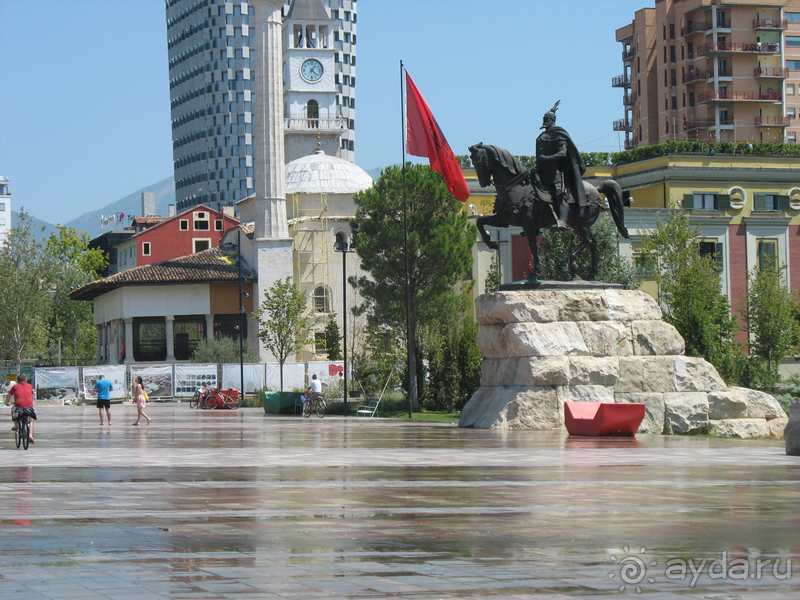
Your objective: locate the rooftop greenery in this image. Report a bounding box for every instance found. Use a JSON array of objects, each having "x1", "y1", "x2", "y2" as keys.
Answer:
[{"x1": 457, "y1": 142, "x2": 800, "y2": 170}]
